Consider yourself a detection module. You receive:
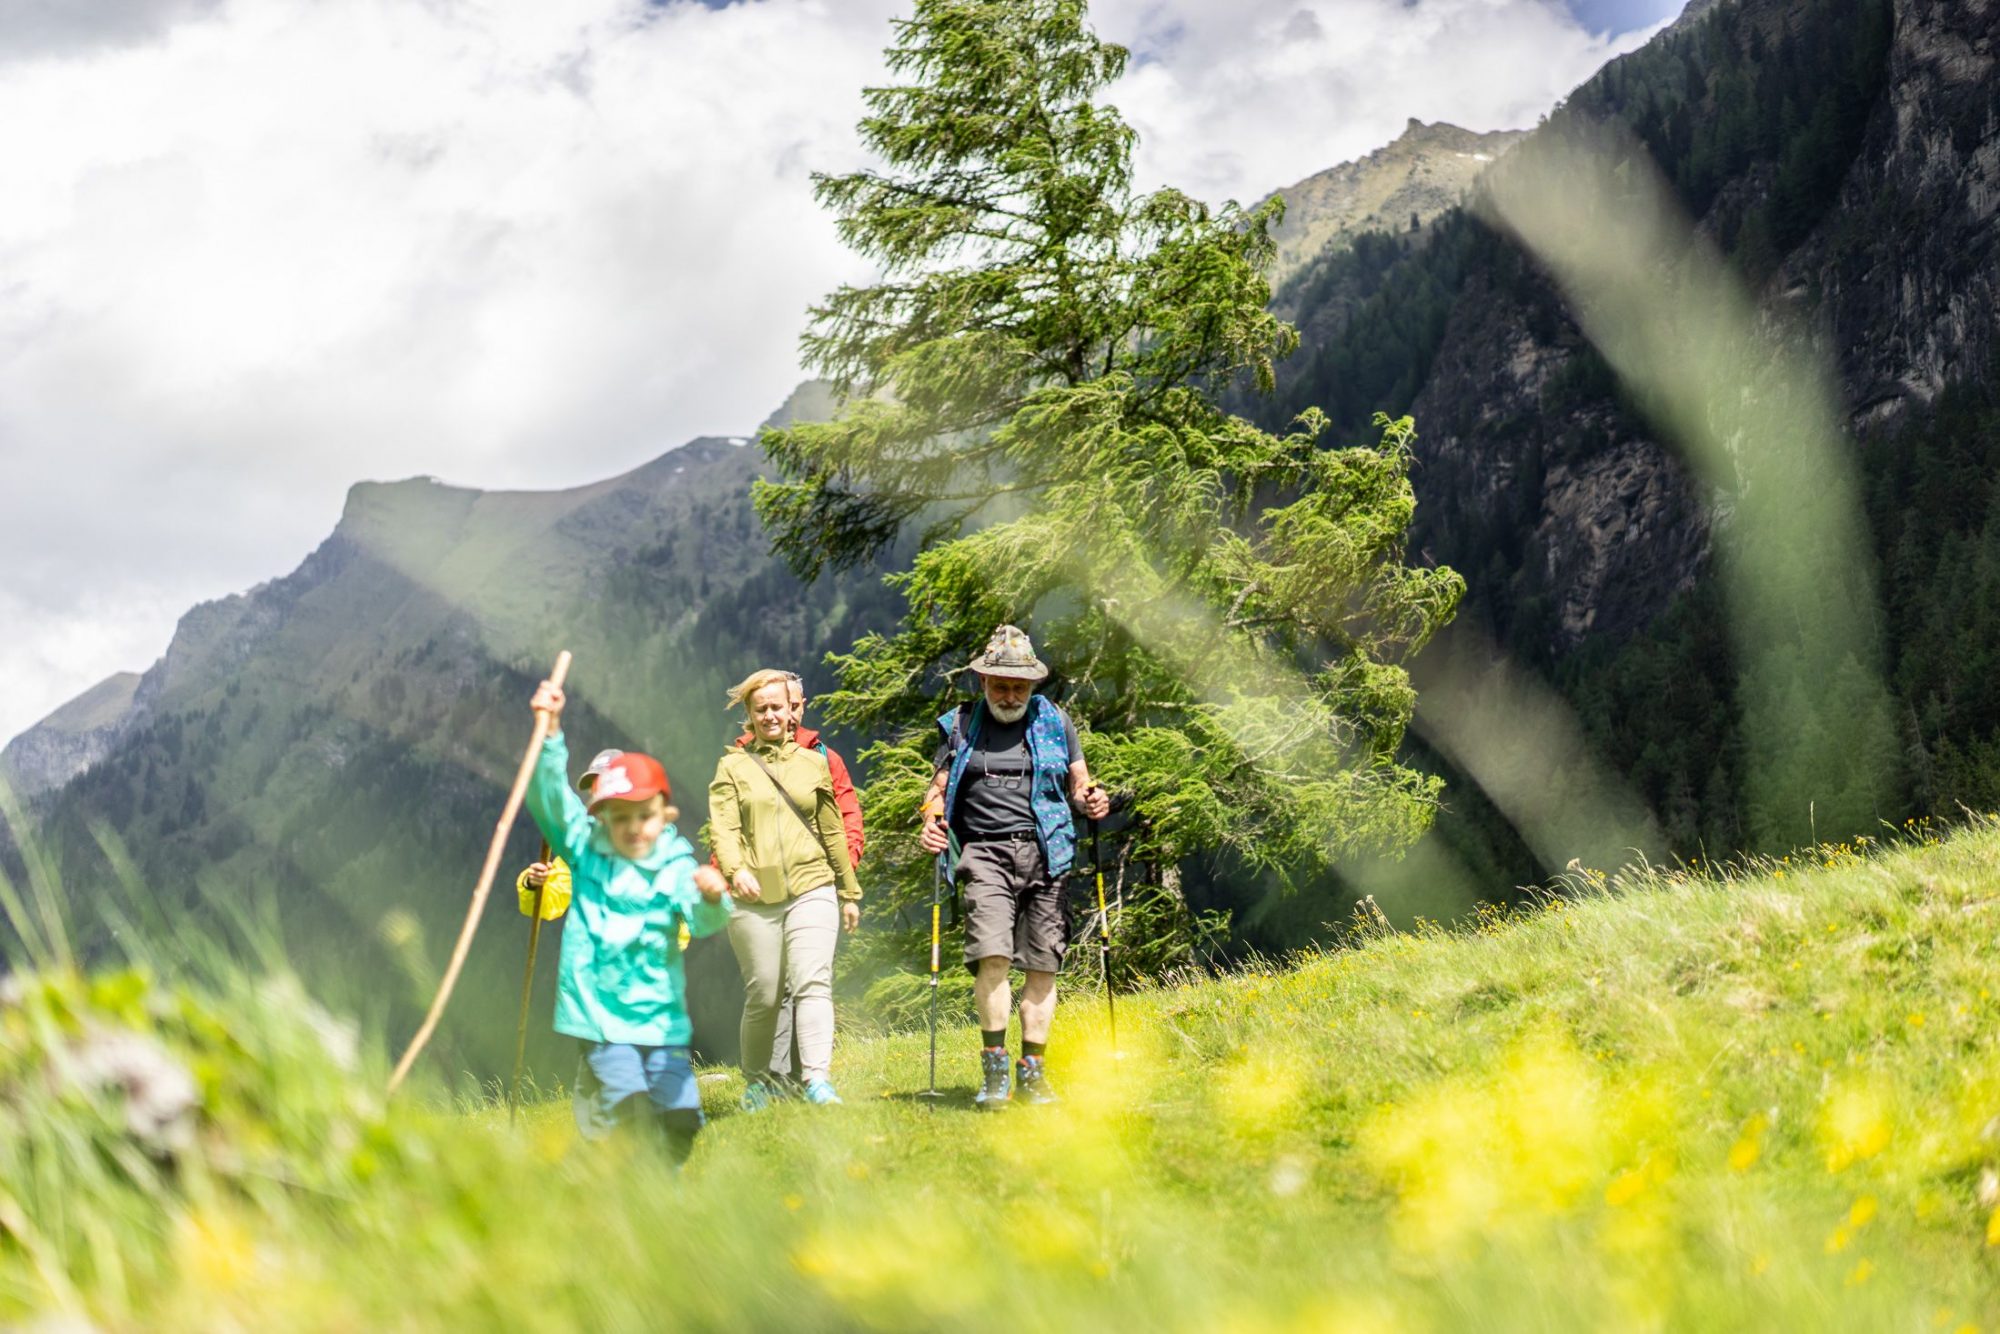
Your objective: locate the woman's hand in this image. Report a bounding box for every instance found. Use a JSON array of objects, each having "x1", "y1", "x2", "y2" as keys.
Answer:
[
  {"x1": 841, "y1": 901, "x2": 860, "y2": 933},
  {"x1": 918, "y1": 816, "x2": 950, "y2": 855},
  {"x1": 523, "y1": 862, "x2": 552, "y2": 889},
  {"x1": 729, "y1": 868, "x2": 763, "y2": 902},
  {"x1": 530, "y1": 680, "x2": 565, "y2": 728},
  {"x1": 691, "y1": 864, "x2": 726, "y2": 903}
]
